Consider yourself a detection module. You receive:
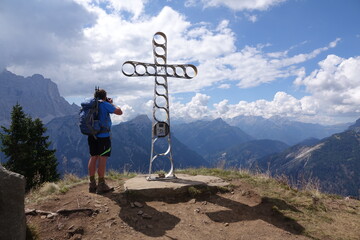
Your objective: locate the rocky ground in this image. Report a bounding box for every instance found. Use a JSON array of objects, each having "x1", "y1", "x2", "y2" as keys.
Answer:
[{"x1": 25, "y1": 178, "x2": 312, "y2": 240}]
